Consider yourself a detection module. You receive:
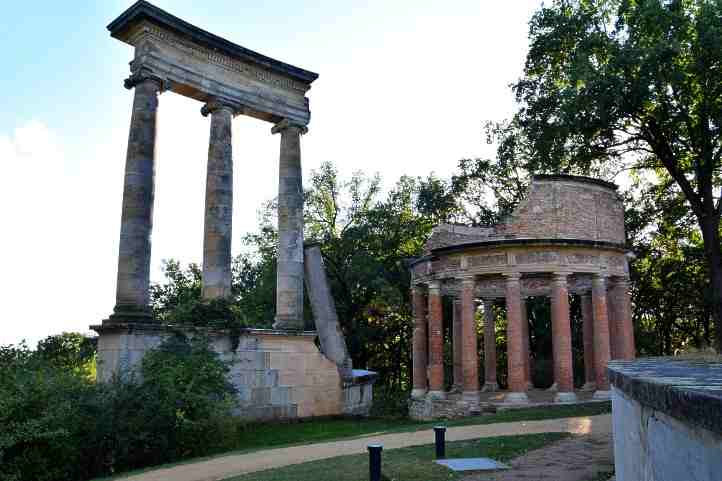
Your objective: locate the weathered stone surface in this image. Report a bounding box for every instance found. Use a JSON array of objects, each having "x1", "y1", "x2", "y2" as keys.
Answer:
[
  {"x1": 505, "y1": 274, "x2": 527, "y2": 400},
  {"x1": 108, "y1": 1, "x2": 316, "y2": 126},
  {"x1": 303, "y1": 245, "x2": 353, "y2": 377},
  {"x1": 201, "y1": 100, "x2": 234, "y2": 299},
  {"x1": 110, "y1": 73, "x2": 163, "y2": 322},
  {"x1": 610, "y1": 359, "x2": 722, "y2": 481},
  {"x1": 592, "y1": 275, "x2": 612, "y2": 392},
  {"x1": 91, "y1": 324, "x2": 361, "y2": 421},
  {"x1": 273, "y1": 120, "x2": 306, "y2": 330}
]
